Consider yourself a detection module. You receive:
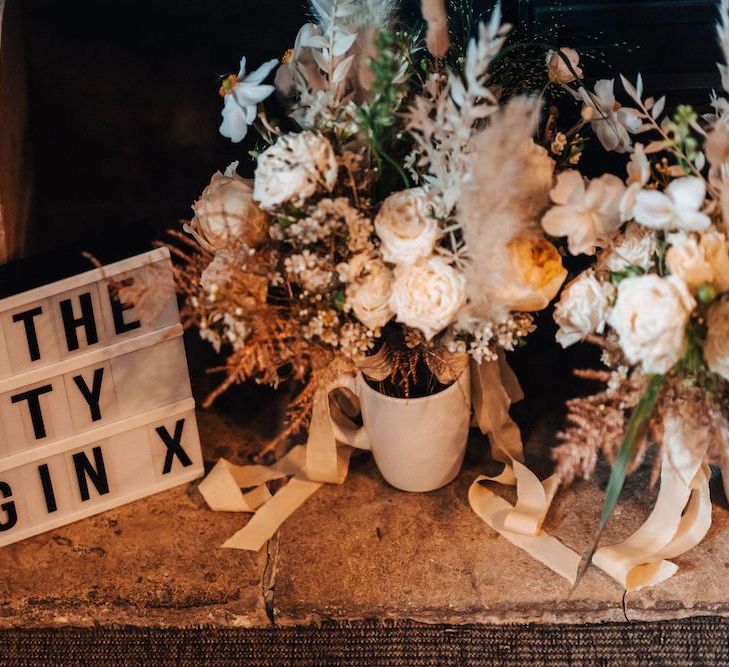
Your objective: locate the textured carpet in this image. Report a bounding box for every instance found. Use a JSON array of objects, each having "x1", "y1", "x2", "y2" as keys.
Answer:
[{"x1": 1, "y1": 617, "x2": 728, "y2": 666}]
